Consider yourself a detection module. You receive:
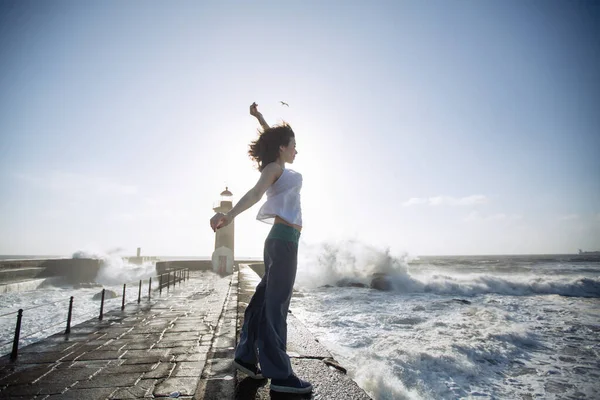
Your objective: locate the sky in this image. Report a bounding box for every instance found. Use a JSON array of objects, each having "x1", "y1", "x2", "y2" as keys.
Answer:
[{"x1": 0, "y1": 0, "x2": 599, "y2": 257}]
